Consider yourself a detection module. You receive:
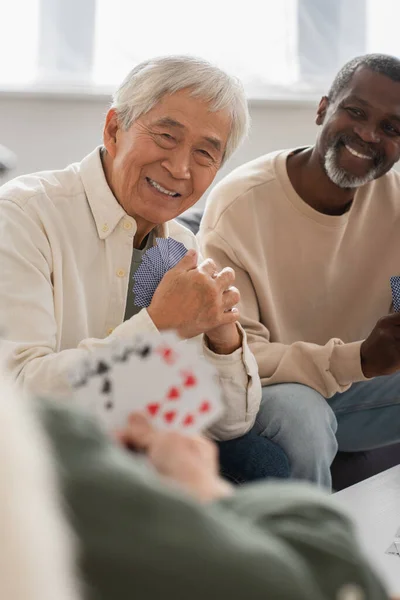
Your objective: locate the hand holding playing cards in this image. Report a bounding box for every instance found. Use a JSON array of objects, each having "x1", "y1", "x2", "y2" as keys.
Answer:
[
  {"x1": 147, "y1": 251, "x2": 241, "y2": 340},
  {"x1": 360, "y1": 312, "x2": 400, "y2": 378},
  {"x1": 118, "y1": 413, "x2": 233, "y2": 502}
]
